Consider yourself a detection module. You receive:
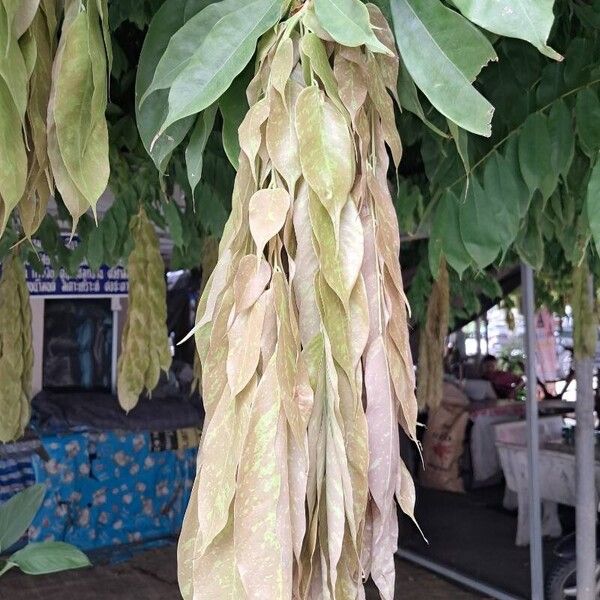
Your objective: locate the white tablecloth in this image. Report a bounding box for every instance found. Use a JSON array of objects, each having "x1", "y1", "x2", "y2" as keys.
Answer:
[
  {"x1": 470, "y1": 402, "x2": 525, "y2": 483},
  {"x1": 497, "y1": 442, "x2": 600, "y2": 545}
]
